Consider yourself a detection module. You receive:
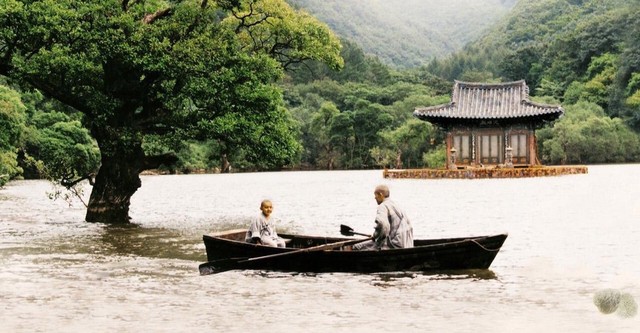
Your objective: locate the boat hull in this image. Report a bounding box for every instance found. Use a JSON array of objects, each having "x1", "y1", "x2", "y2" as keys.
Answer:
[{"x1": 200, "y1": 230, "x2": 507, "y2": 274}]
